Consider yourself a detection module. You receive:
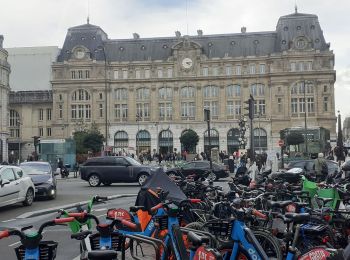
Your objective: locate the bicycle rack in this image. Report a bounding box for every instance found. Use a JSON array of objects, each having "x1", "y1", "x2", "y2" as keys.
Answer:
[{"x1": 124, "y1": 234, "x2": 168, "y2": 260}]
